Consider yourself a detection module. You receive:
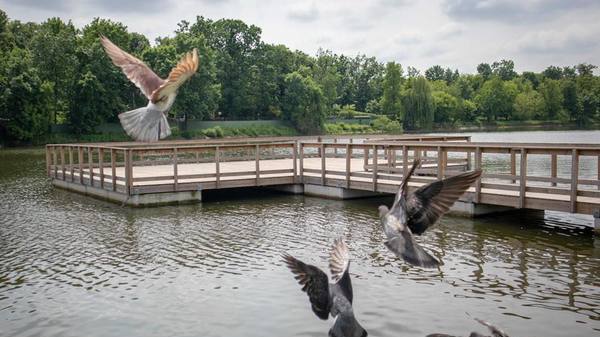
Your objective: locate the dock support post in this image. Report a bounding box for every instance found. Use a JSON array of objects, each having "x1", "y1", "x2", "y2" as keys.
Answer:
[
  {"x1": 215, "y1": 146, "x2": 220, "y2": 188},
  {"x1": 510, "y1": 150, "x2": 516, "y2": 184},
  {"x1": 88, "y1": 147, "x2": 94, "y2": 187},
  {"x1": 78, "y1": 147, "x2": 84, "y2": 184},
  {"x1": 69, "y1": 147, "x2": 74, "y2": 182},
  {"x1": 345, "y1": 144, "x2": 351, "y2": 188},
  {"x1": 125, "y1": 149, "x2": 132, "y2": 196},
  {"x1": 292, "y1": 142, "x2": 297, "y2": 182},
  {"x1": 402, "y1": 146, "x2": 408, "y2": 178},
  {"x1": 99, "y1": 148, "x2": 104, "y2": 189},
  {"x1": 60, "y1": 146, "x2": 65, "y2": 181},
  {"x1": 475, "y1": 147, "x2": 482, "y2": 203},
  {"x1": 110, "y1": 149, "x2": 116, "y2": 192}
]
